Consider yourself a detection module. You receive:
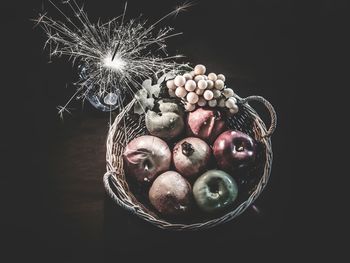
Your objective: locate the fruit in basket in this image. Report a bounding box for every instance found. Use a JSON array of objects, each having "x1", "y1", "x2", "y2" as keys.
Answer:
[
  {"x1": 149, "y1": 171, "x2": 192, "y2": 216},
  {"x1": 173, "y1": 137, "x2": 212, "y2": 180},
  {"x1": 193, "y1": 170, "x2": 238, "y2": 212},
  {"x1": 186, "y1": 107, "x2": 226, "y2": 143},
  {"x1": 213, "y1": 130, "x2": 256, "y2": 171},
  {"x1": 123, "y1": 135, "x2": 171, "y2": 183},
  {"x1": 145, "y1": 100, "x2": 184, "y2": 140}
]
